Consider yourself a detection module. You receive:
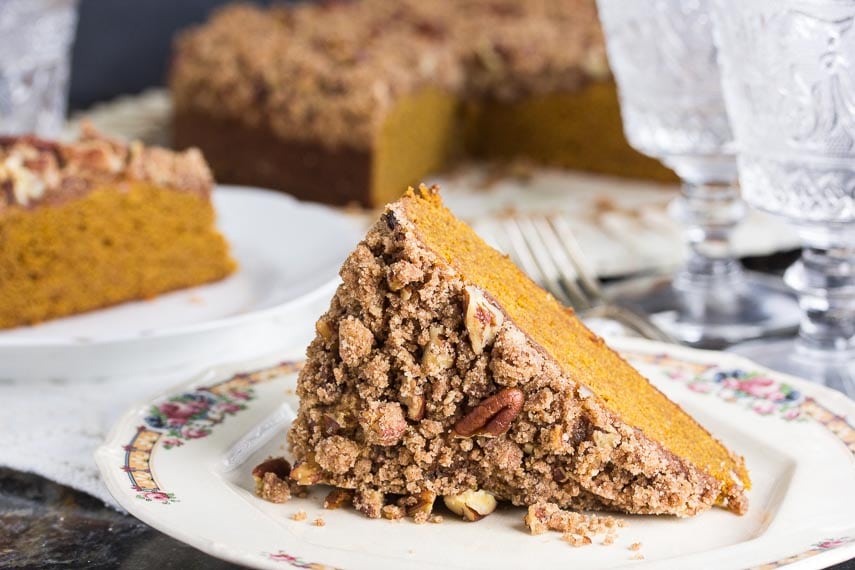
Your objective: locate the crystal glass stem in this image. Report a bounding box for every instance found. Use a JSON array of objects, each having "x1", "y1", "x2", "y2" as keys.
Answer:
[
  {"x1": 595, "y1": 0, "x2": 800, "y2": 347},
  {"x1": 711, "y1": 0, "x2": 855, "y2": 394},
  {"x1": 786, "y1": 235, "x2": 855, "y2": 356},
  {"x1": 674, "y1": 180, "x2": 745, "y2": 287},
  {"x1": 731, "y1": 230, "x2": 855, "y2": 397}
]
